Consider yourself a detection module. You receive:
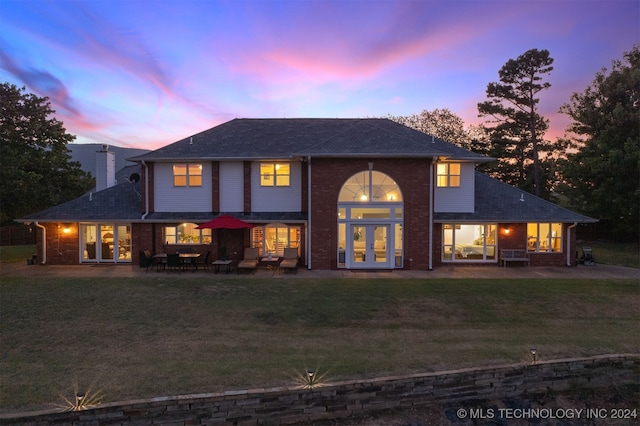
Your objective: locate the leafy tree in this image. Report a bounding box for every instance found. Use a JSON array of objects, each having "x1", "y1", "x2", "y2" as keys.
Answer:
[
  {"x1": 477, "y1": 49, "x2": 562, "y2": 198},
  {"x1": 558, "y1": 45, "x2": 640, "y2": 241},
  {"x1": 0, "y1": 83, "x2": 94, "y2": 225},
  {"x1": 387, "y1": 108, "x2": 490, "y2": 153}
]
